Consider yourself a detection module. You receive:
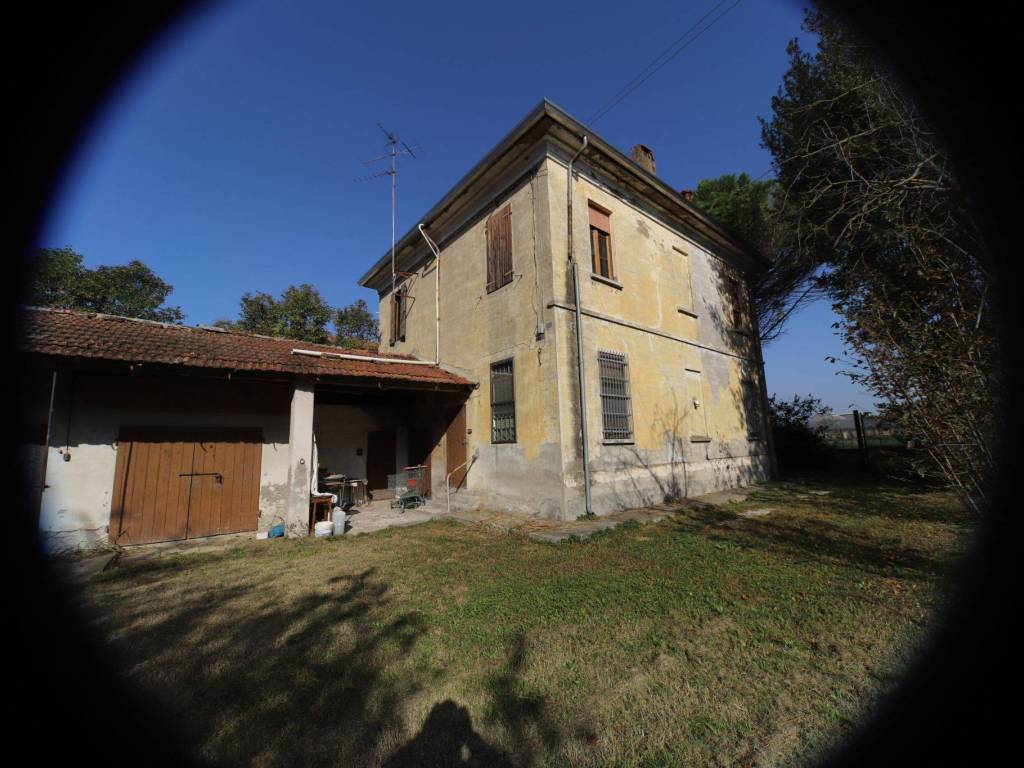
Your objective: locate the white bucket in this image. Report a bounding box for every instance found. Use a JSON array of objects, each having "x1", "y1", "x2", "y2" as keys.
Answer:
[
  {"x1": 313, "y1": 520, "x2": 334, "y2": 538},
  {"x1": 332, "y1": 508, "x2": 346, "y2": 536}
]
